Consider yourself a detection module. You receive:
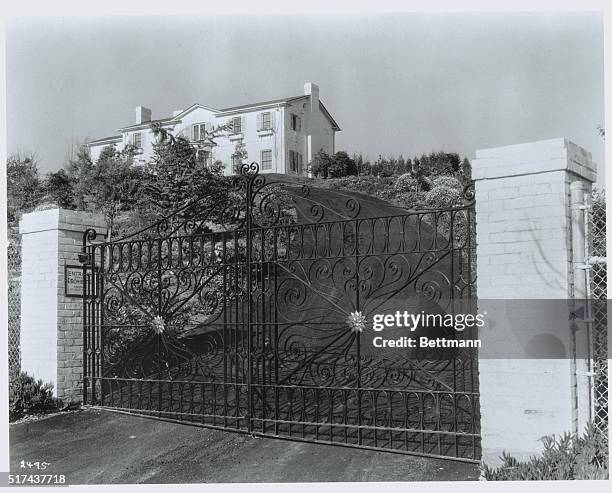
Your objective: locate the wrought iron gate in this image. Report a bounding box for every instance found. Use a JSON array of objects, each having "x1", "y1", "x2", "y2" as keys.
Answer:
[{"x1": 82, "y1": 164, "x2": 480, "y2": 461}]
